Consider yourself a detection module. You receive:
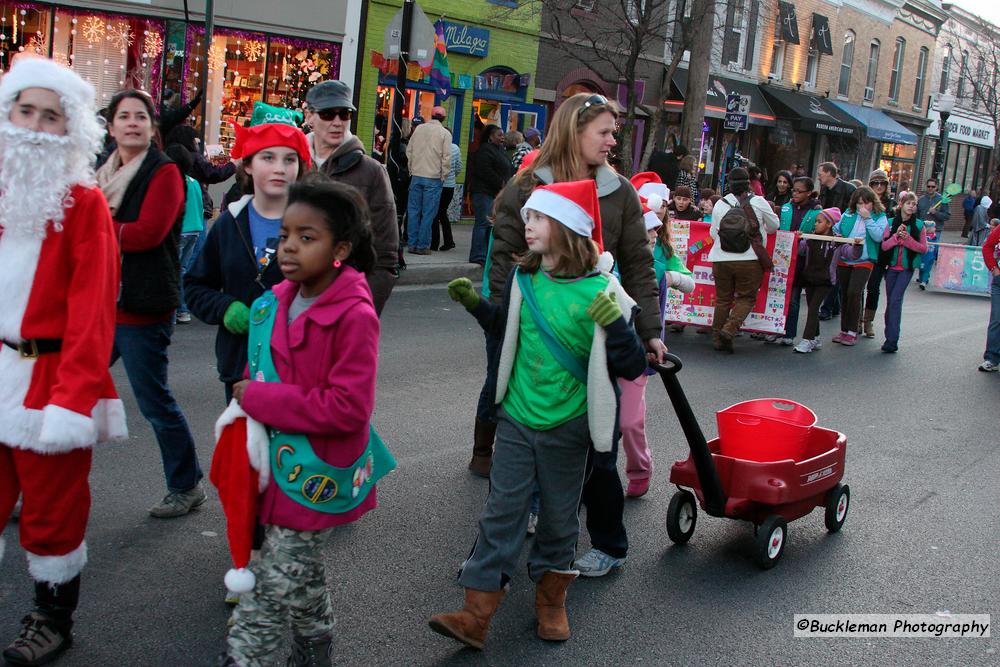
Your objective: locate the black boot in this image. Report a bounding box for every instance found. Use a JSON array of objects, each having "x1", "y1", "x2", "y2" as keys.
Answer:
[
  {"x1": 469, "y1": 418, "x2": 496, "y2": 478},
  {"x1": 3, "y1": 576, "x2": 78, "y2": 666},
  {"x1": 287, "y1": 632, "x2": 333, "y2": 666}
]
